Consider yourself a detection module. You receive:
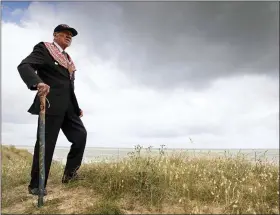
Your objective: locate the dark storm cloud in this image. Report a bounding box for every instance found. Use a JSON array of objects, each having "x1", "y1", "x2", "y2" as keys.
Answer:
[
  {"x1": 64, "y1": 1, "x2": 278, "y2": 90},
  {"x1": 30, "y1": 1, "x2": 279, "y2": 90},
  {"x1": 114, "y1": 2, "x2": 279, "y2": 89}
]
